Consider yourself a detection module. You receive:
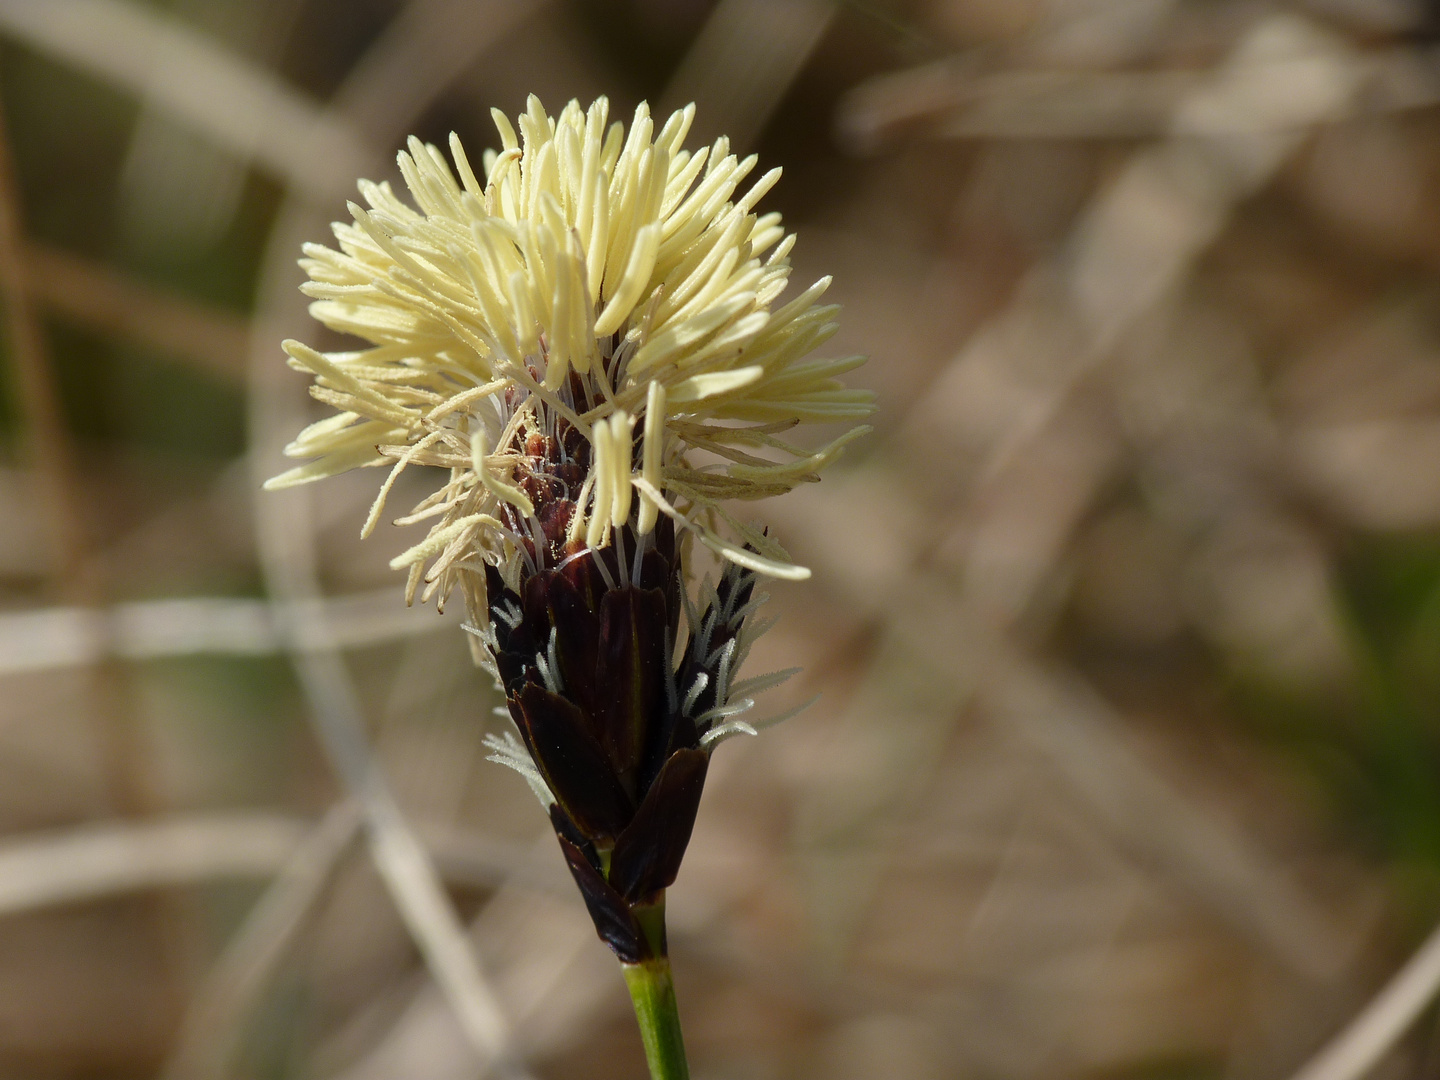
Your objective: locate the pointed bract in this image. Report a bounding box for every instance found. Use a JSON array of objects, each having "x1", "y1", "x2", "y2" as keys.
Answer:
[
  {"x1": 610, "y1": 749, "x2": 709, "y2": 903},
  {"x1": 557, "y1": 834, "x2": 649, "y2": 963},
  {"x1": 595, "y1": 587, "x2": 667, "y2": 779},
  {"x1": 515, "y1": 682, "x2": 633, "y2": 842},
  {"x1": 546, "y1": 573, "x2": 601, "y2": 718}
]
